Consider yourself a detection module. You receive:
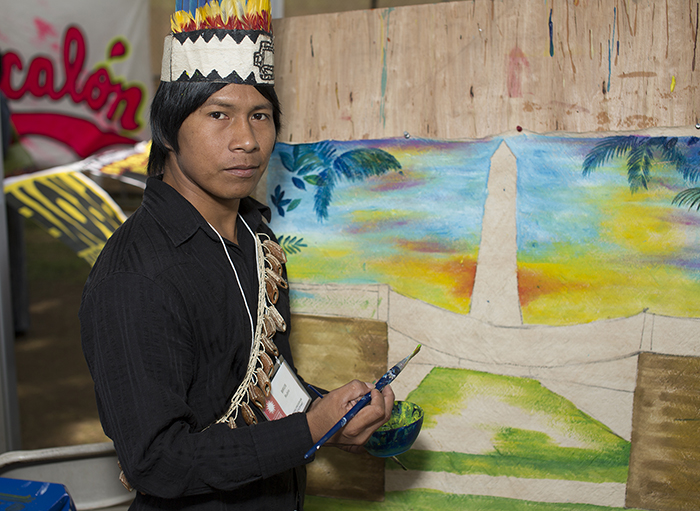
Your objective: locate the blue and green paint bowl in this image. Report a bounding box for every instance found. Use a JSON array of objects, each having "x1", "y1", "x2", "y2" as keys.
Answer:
[{"x1": 365, "y1": 401, "x2": 424, "y2": 458}]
